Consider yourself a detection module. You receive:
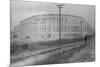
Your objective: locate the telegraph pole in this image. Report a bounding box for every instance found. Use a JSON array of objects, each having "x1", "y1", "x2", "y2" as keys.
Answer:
[{"x1": 56, "y1": 4, "x2": 64, "y2": 40}]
